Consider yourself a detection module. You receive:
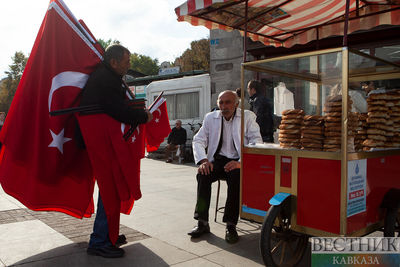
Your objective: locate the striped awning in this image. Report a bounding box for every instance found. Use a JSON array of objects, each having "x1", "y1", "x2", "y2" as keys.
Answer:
[{"x1": 175, "y1": 0, "x2": 400, "y2": 48}]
